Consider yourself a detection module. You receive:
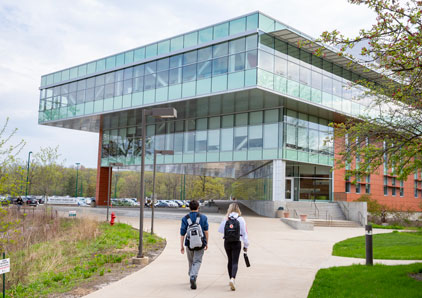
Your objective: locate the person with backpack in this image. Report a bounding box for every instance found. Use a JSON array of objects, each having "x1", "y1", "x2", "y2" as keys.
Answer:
[
  {"x1": 218, "y1": 203, "x2": 249, "y2": 291},
  {"x1": 180, "y1": 200, "x2": 209, "y2": 290}
]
